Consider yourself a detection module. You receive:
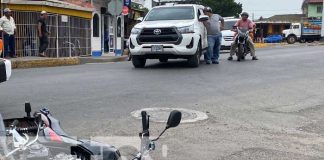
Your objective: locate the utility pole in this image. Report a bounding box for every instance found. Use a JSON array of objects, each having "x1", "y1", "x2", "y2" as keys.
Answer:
[{"x1": 321, "y1": 0, "x2": 324, "y2": 41}]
